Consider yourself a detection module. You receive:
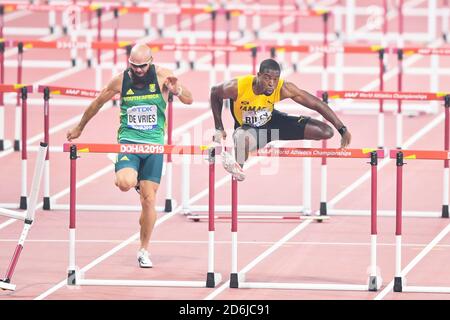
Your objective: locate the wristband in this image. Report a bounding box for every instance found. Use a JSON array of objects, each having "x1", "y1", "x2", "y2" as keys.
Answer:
[
  {"x1": 175, "y1": 86, "x2": 183, "y2": 97},
  {"x1": 338, "y1": 126, "x2": 347, "y2": 136}
]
